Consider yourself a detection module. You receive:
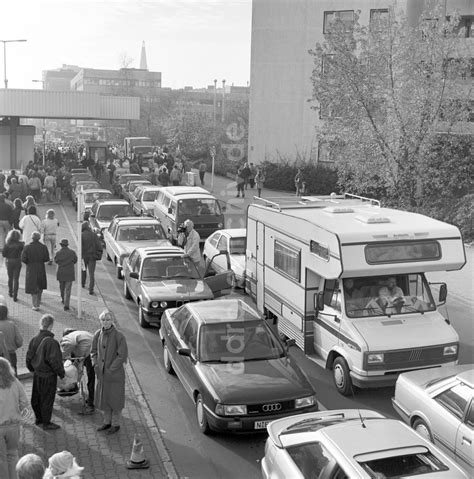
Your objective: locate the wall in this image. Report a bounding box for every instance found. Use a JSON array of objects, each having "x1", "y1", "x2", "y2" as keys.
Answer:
[{"x1": 0, "y1": 125, "x2": 35, "y2": 170}]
